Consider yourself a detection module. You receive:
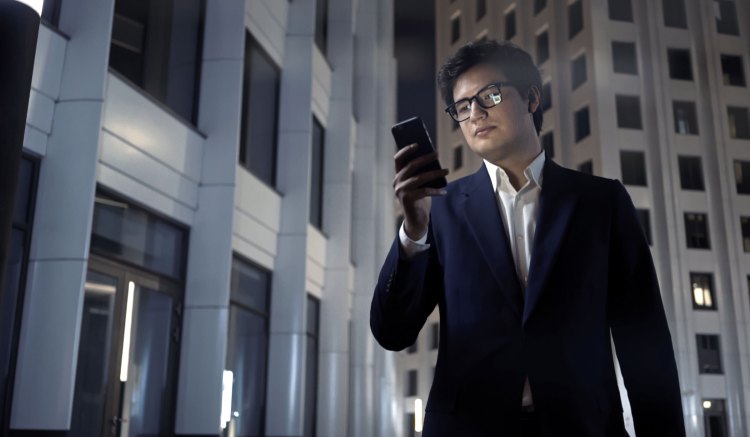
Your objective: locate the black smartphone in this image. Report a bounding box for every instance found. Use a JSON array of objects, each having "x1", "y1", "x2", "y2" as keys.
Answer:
[{"x1": 391, "y1": 117, "x2": 447, "y2": 189}]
